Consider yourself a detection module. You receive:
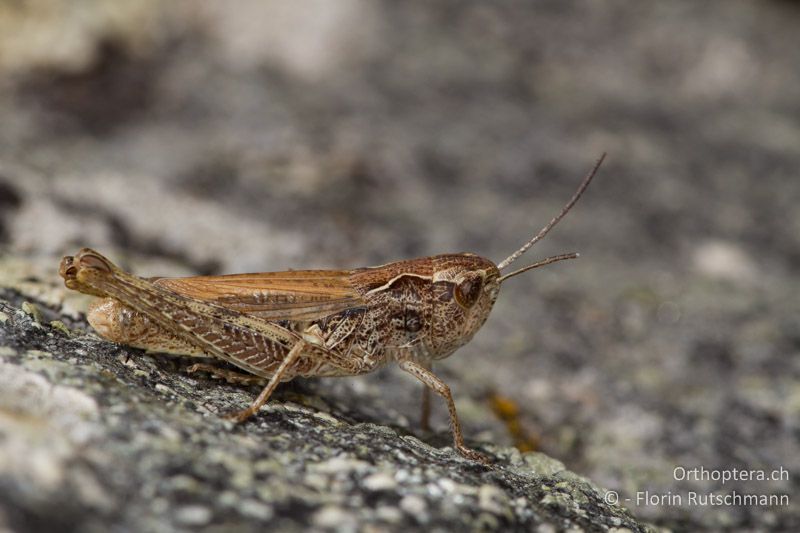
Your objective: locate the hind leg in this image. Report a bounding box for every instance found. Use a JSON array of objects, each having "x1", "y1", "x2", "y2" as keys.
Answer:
[
  {"x1": 88, "y1": 297, "x2": 267, "y2": 386},
  {"x1": 86, "y1": 297, "x2": 209, "y2": 357},
  {"x1": 88, "y1": 297, "x2": 268, "y2": 386},
  {"x1": 62, "y1": 254, "x2": 211, "y2": 358}
]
